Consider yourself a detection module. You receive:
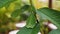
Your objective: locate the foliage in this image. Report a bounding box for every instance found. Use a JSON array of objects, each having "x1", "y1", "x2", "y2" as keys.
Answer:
[
  {"x1": 37, "y1": 8, "x2": 60, "y2": 29},
  {"x1": 0, "y1": 0, "x2": 17, "y2": 32},
  {"x1": 17, "y1": 23, "x2": 40, "y2": 34},
  {"x1": 26, "y1": 12, "x2": 36, "y2": 28},
  {"x1": 0, "y1": 0, "x2": 29, "y2": 32},
  {"x1": 0, "y1": 0, "x2": 60, "y2": 34},
  {"x1": 17, "y1": 0, "x2": 60, "y2": 34}
]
